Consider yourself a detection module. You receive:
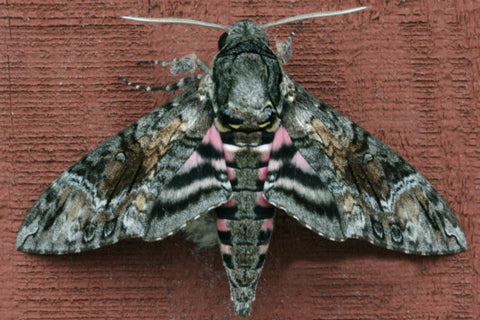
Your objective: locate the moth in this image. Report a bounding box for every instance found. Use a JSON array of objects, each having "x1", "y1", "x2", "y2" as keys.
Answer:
[{"x1": 16, "y1": 7, "x2": 467, "y2": 317}]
